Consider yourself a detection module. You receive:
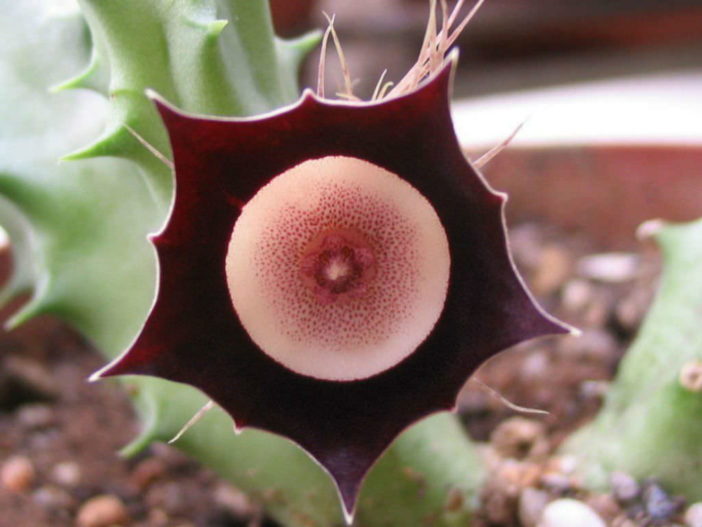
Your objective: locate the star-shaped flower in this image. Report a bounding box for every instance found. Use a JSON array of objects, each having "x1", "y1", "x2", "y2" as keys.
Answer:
[{"x1": 94, "y1": 58, "x2": 567, "y2": 518}]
